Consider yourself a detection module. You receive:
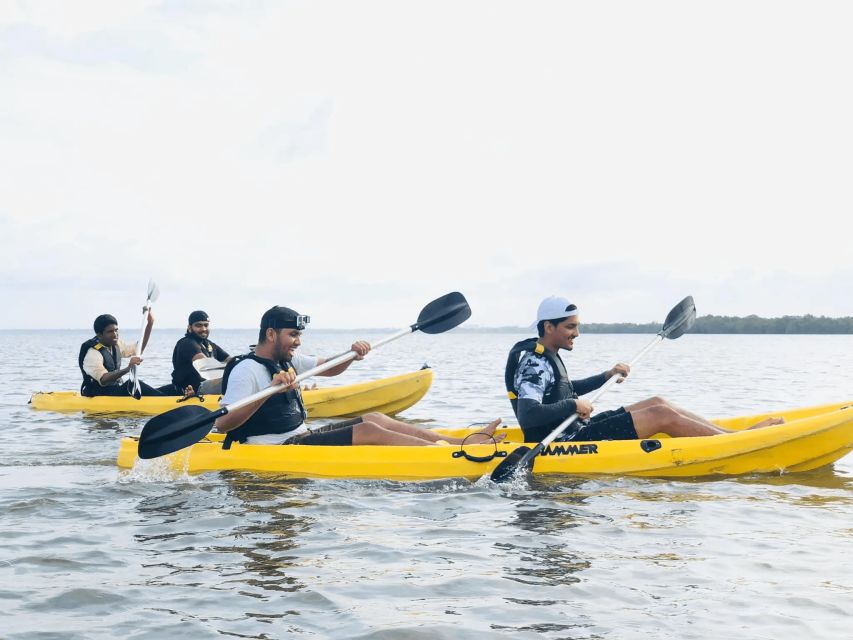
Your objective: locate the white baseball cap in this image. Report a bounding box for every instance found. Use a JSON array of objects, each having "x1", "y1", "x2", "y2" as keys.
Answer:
[{"x1": 534, "y1": 296, "x2": 579, "y2": 325}]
